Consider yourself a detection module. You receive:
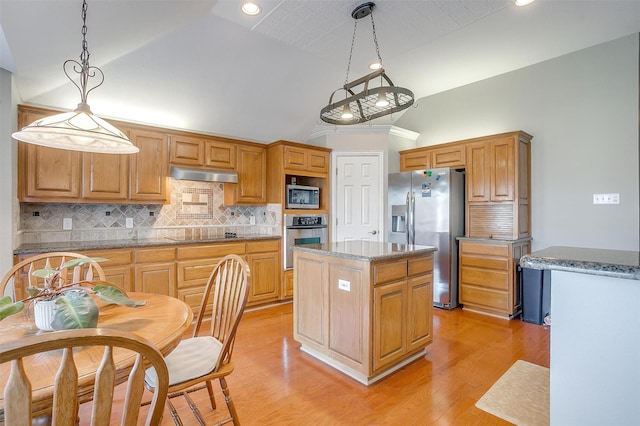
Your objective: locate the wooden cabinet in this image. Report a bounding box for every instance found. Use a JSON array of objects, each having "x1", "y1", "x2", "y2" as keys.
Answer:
[
  {"x1": 169, "y1": 134, "x2": 237, "y2": 170},
  {"x1": 134, "y1": 247, "x2": 176, "y2": 297},
  {"x1": 127, "y1": 129, "x2": 168, "y2": 203},
  {"x1": 81, "y1": 249, "x2": 134, "y2": 293},
  {"x1": 466, "y1": 131, "x2": 532, "y2": 239},
  {"x1": 372, "y1": 257, "x2": 433, "y2": 371},
  {"x1": 246, "y1": 240, "x2": 280, "y2": 304},
  {"x1": 224, "y1": 144, "x2": 267, "y2": 205},
  {"x1": 283, "y1": 269, "x2": 294, "y2": 299},
  {"x1": 293, "y1": 247, "x2": 433, "y2": 384},
  {"x1": 283, "y1": 145, "x2": 330, "y2": 175},
  {"x1": 17, "y1": 105, "x2": 169, "y2": 204},
  {"x1": 399, "y1": 142, "x2": 466, "y2": 171},
  {"x1": 458, "y1": 239, "x2": 530, "y2": 318}
]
